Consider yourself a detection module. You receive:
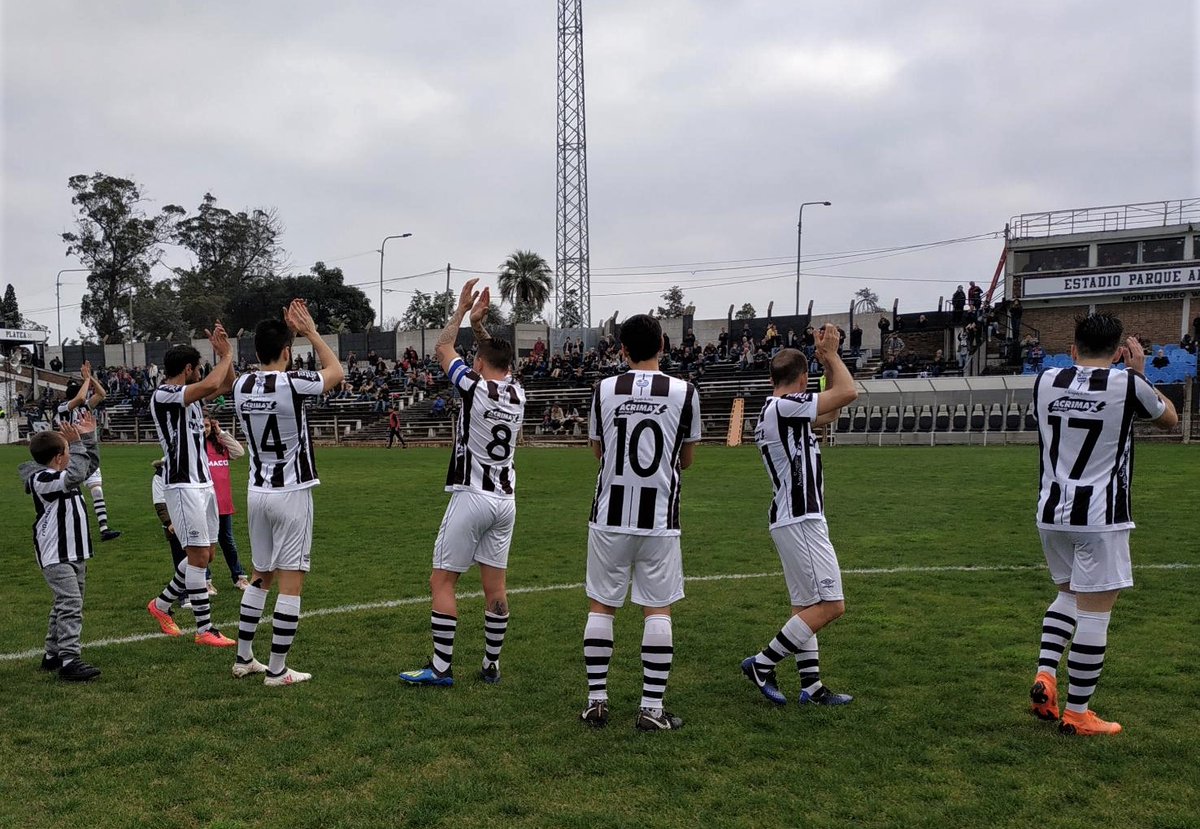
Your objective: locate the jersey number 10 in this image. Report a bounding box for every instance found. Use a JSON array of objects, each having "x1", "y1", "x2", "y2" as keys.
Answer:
[{"x1": 613, "y1": 416, "x2": 665, "y2": 477}]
